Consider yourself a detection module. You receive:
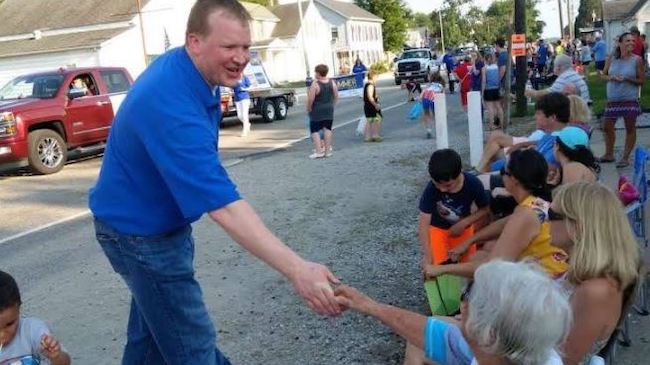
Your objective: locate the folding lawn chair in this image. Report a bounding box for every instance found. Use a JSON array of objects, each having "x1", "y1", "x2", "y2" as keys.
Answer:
[{"x1": 623, "y1": 147, "x2": 649, "y2": 316}]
